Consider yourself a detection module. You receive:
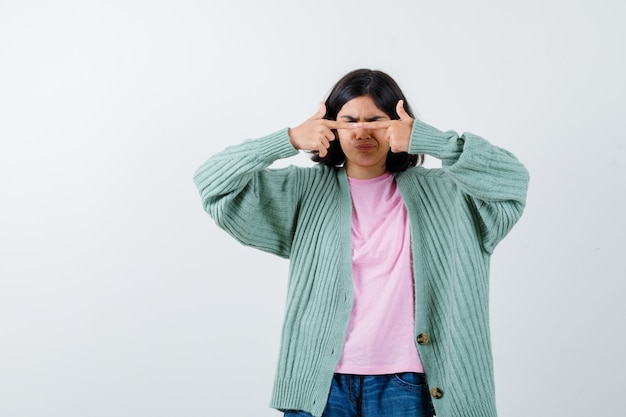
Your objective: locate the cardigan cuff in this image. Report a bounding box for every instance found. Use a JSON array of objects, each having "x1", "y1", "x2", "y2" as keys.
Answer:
[
  {"x1": 408, "y1": 119, "x2": 462, "y2": 161},
  {"x1": 257, "y1": 128, "x2": 300, "y2": 162}
]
